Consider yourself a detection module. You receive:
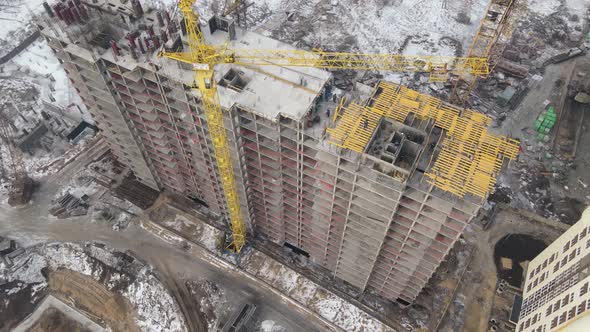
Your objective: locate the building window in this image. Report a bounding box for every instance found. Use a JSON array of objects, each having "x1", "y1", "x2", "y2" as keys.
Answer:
[
  {"x1": 569, "y1": 251, "x2": 576, "y2": 261},
  {"x1": 563, "y1": 294, "x2": 570, "y2": 306},
  {"x1": 561, "y1": 257, "x2": 568, "y2": 268},
  {"x1": 551, "y1": 317, "x2": 558, "y2": 328},
  {"x1": 569, "y1": 306, "x2": 576, "y2": 320},
  {"x1": 554, "y1": 262, "x2": 560, "y2": 272},
  {"x1": 546, "y1": 304, "x2": 553, "y2": 316},
  {"x1": 559, "y1": 312, "x2": 567, "y2": 324},
  {"x1": 555, "y1": 299, "x2": 561, "y2": 310},
  {"x1": 581, "y1": 228, "x2": 587, "y2": 239},
  {"x1": 586, "y1": 239, "x2": 590, "y2": 249},
  {"x1": 564, "y1": 241, "x2": 570, "y2": 253},
  {"x1": 542, "y1": 260, "x2": 547, "y2": 269},
  {"x1": 549, "y1": 253, "x2": 556, "y2": 263},
  {"x1": 581, "y1": 283, "x2": 588, "y2": 296},
  {"x1": 572, "y1": 234, "x2": 578, "y2": 245},
  {"x1": 578, "y1": 300, "x2": 586, "y2": 315}
]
